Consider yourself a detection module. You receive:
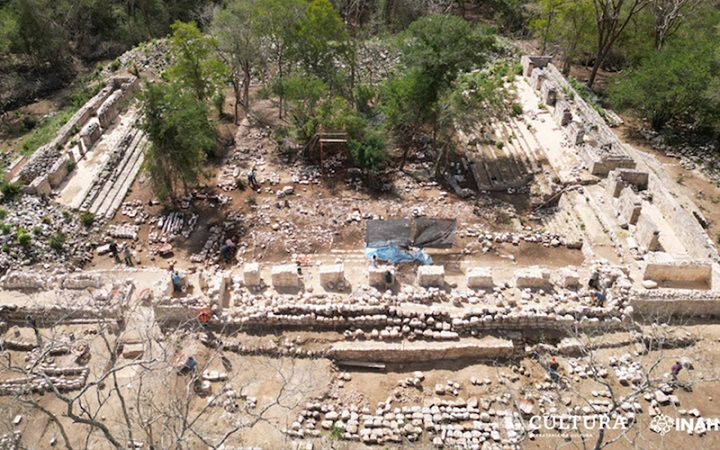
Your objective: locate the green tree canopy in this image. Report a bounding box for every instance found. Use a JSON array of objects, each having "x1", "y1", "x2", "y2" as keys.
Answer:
[
  {"x1": 139, "y1": 82, "x2": 217, "y2": 200},
  {"x1": 164, "y1": 20, "x2": 229, "y2": 103},
  {"x1": 609, "y1": 37, "x2": 717, "y2": 131}
]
